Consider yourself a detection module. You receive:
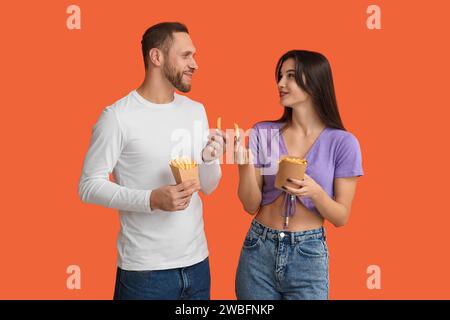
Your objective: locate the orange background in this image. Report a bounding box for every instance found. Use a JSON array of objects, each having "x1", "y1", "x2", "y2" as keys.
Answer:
[{"x1": 1, "y1": 0, "x2": 449, "y2": 299}]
